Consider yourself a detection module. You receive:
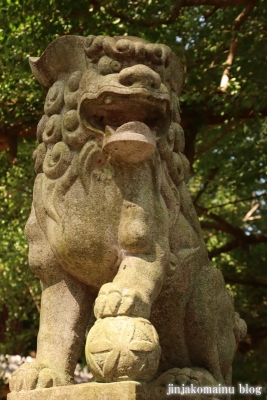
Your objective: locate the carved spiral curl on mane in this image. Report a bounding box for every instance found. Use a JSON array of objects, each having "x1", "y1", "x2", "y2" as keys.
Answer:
[
  {"x1": 44, "y1": 80, "x2": 65, "y2": 116},
  {"x1": 84, "y1": 35, "x2": 171, "y2": 68},
  {"x1": 43, "y1": 142, "x2": 73, "y2": 179},
  {"x1": 43, "y1": 115, "x2": 62, "y2": 145}
]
